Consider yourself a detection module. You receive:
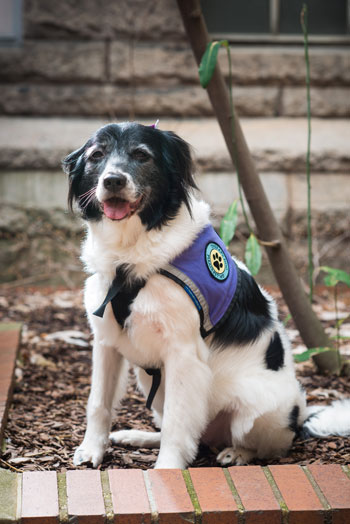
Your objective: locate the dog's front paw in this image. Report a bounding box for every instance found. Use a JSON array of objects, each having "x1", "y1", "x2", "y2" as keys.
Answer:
[
  {"x1": 154, "y1": 458, "x2": 187, "y2": 469},
  {"x1": 73, "y1": 442, "x2": 105, "y2": 468},
  {"x1": 216, "y1": 447, "x2": 255, "y2": 466},
  {"x1": 154, "y1": 450, "x2": 187, "y2": 469}
]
